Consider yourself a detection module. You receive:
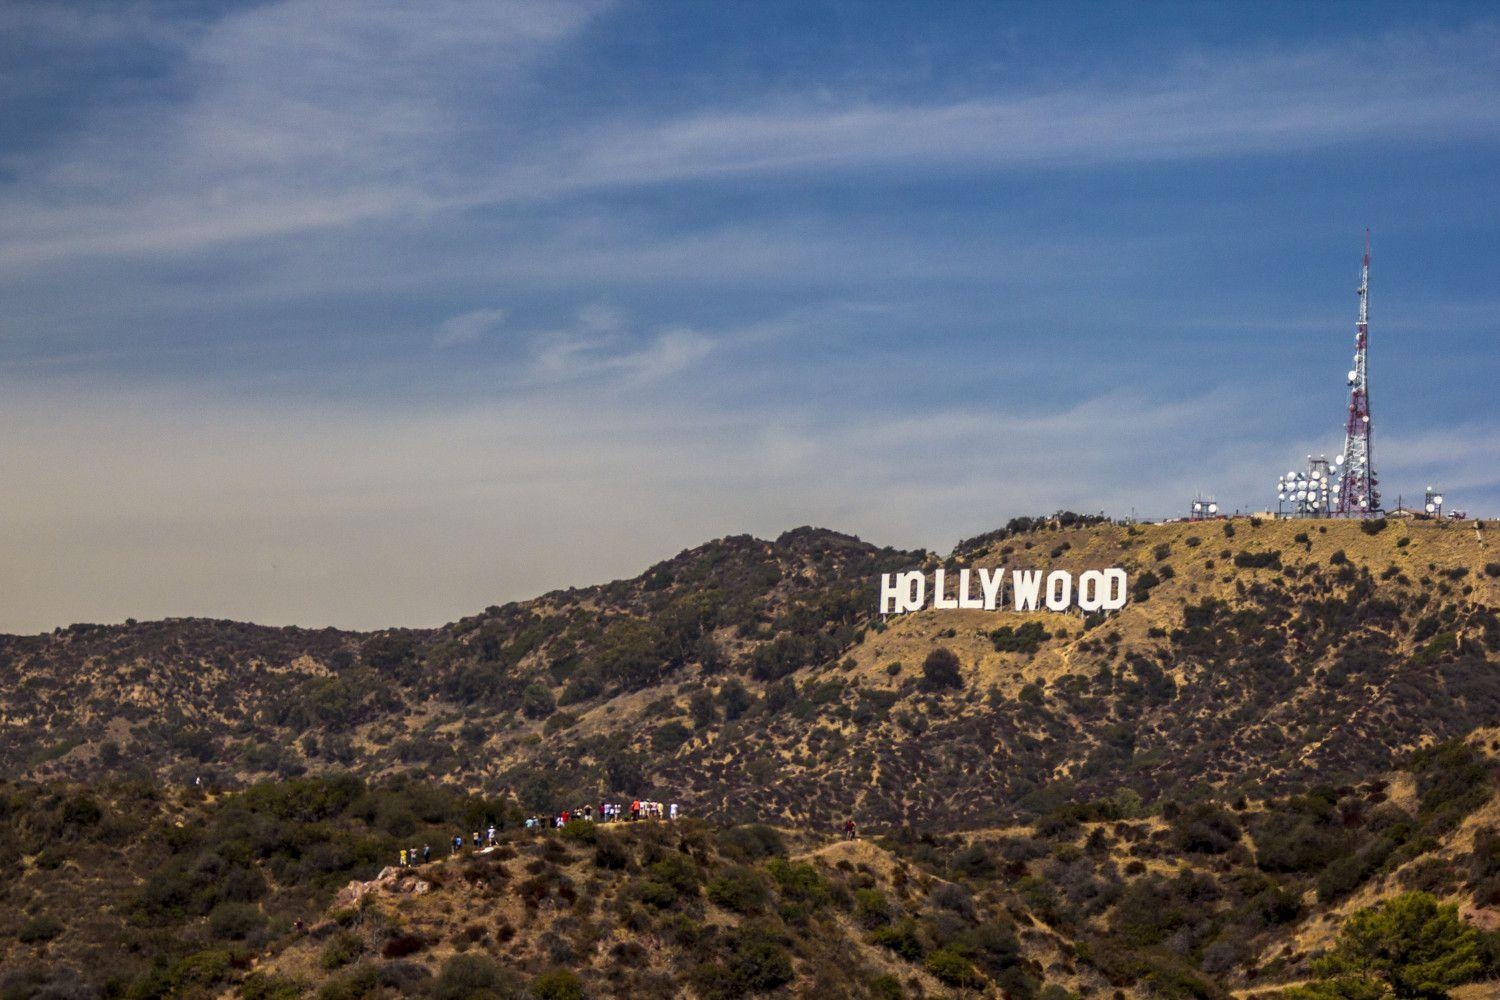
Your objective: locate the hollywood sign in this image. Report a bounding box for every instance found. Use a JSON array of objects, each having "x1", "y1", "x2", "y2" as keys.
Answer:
[{"x1": 879, "y1": 567, "x2": 1128, "y2": 616}]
